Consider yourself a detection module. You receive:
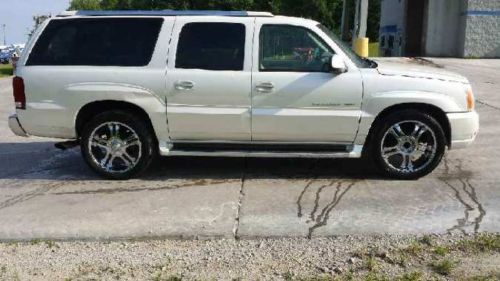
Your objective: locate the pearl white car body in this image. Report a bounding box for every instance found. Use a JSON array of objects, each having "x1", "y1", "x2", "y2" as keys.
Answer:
[{"x1": 8, "y1": 11, "x2": 479, "y2": 179}]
